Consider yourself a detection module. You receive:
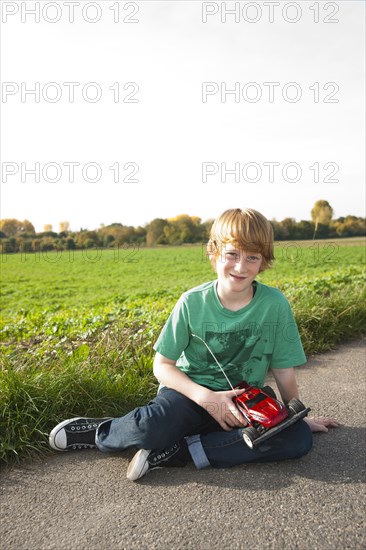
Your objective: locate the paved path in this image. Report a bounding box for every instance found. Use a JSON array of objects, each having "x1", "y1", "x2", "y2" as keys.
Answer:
[{"x1": 1, "y1": 338, "x2": 365, "y2": 550}]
